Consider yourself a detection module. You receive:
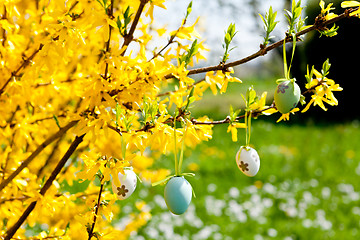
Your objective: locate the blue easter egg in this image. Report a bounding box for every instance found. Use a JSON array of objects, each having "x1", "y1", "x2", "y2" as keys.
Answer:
[{"x1": 164, "y1": 177, "x2": 192, "y2": 215}]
